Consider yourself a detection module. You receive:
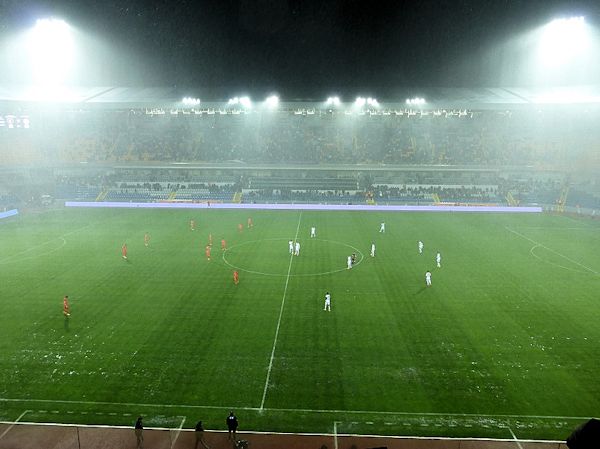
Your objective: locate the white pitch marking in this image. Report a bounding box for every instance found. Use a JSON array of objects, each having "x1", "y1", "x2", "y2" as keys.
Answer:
[
  {"x1": 511, "y1": 226, "x2": 595, "y2": 231},
  {"x1": 0, "y1": 419, "x2": 569, "y2": 444},
  {"x1": 505, "y1": 226, "x2": 599, "y2": 275},
  {"x1": 0, "y1": 410, "x2": 29, "y2": 441},
  {"x1": 222, "y1": 237, "x2": 364, "y2": 277},
  {"x1": 530, "y1": 245, "x2": 588, "y2": 274},
  {"x1": 170, "y1": 416, "x2": 186, "y2": 448},
  {"x1": 260, "y1": 211, "x2": 302, "y2": 410},
  {"x1": 0, "y1": 397, "x2": 592, "y2": 421},
  {"x1": 0, "y1": 222, "x2": 91, "y2": 264},
  {"x1": 508, "y1": 426, "x2": 524, "y2": 449},
  {"x1": 333, "y1": 421, "x2": 340, "y2": 449},
  {"x1": 0, "y1": 237, "x2": 67, "y2": 264}
]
